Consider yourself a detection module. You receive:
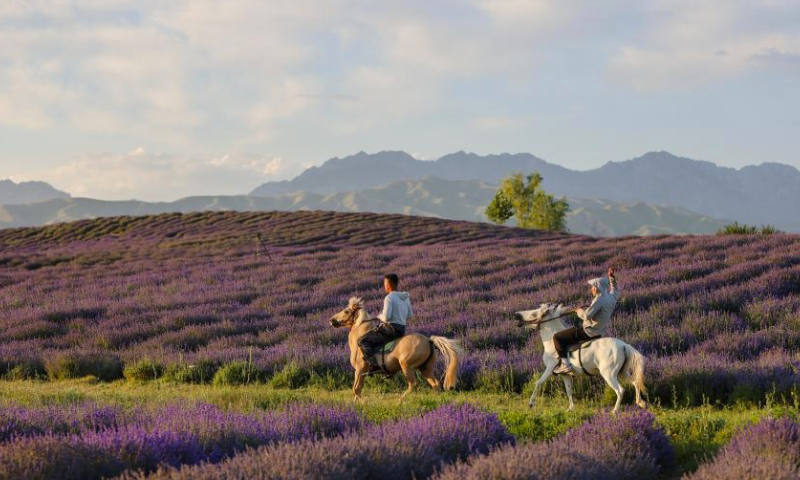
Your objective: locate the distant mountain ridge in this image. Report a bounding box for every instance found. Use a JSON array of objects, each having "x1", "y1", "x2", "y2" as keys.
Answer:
[
  {"x1": 250, "y1": 150, "x2": 800, "y2": 231},
  {"x1": 0, "y1": 177, "x2": 726, "y2": 236},
  {"x1": 0, "y1": 179, "x2": 70, "y2": 205}
]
